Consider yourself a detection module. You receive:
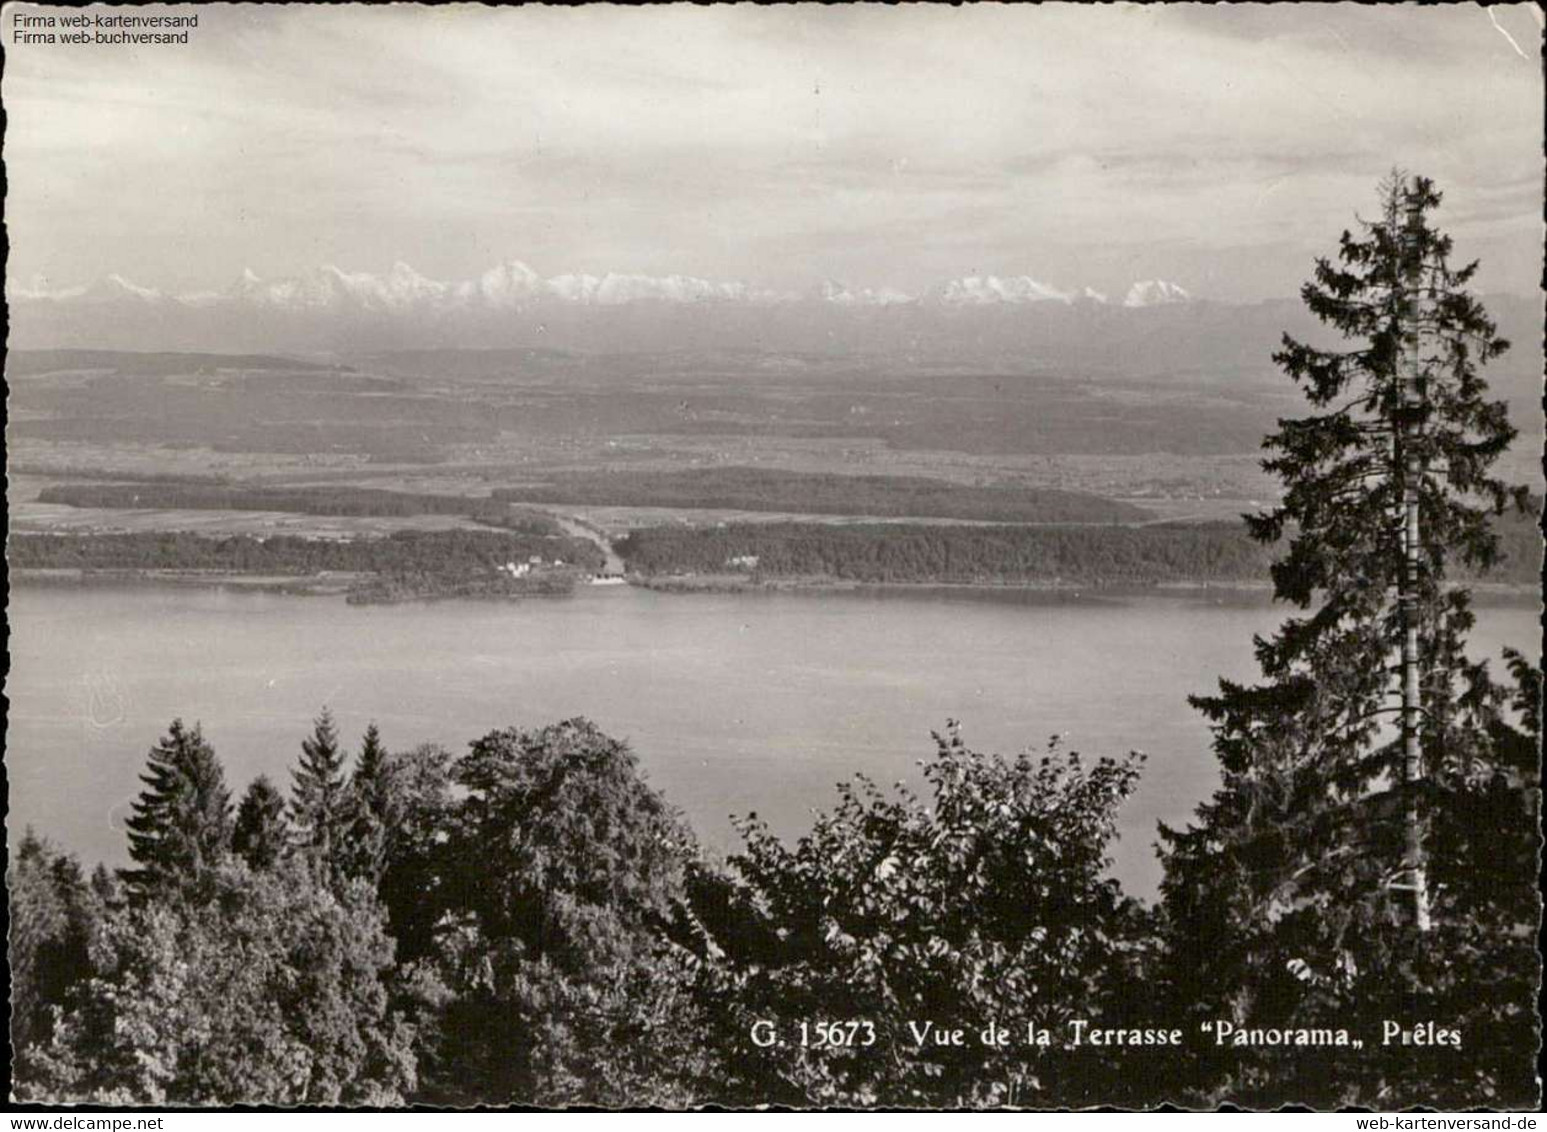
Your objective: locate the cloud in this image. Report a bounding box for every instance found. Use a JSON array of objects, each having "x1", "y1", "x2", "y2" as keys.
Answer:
[{"x1": 2, "y1": 3, "x2": 1539, "y2": 301}]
